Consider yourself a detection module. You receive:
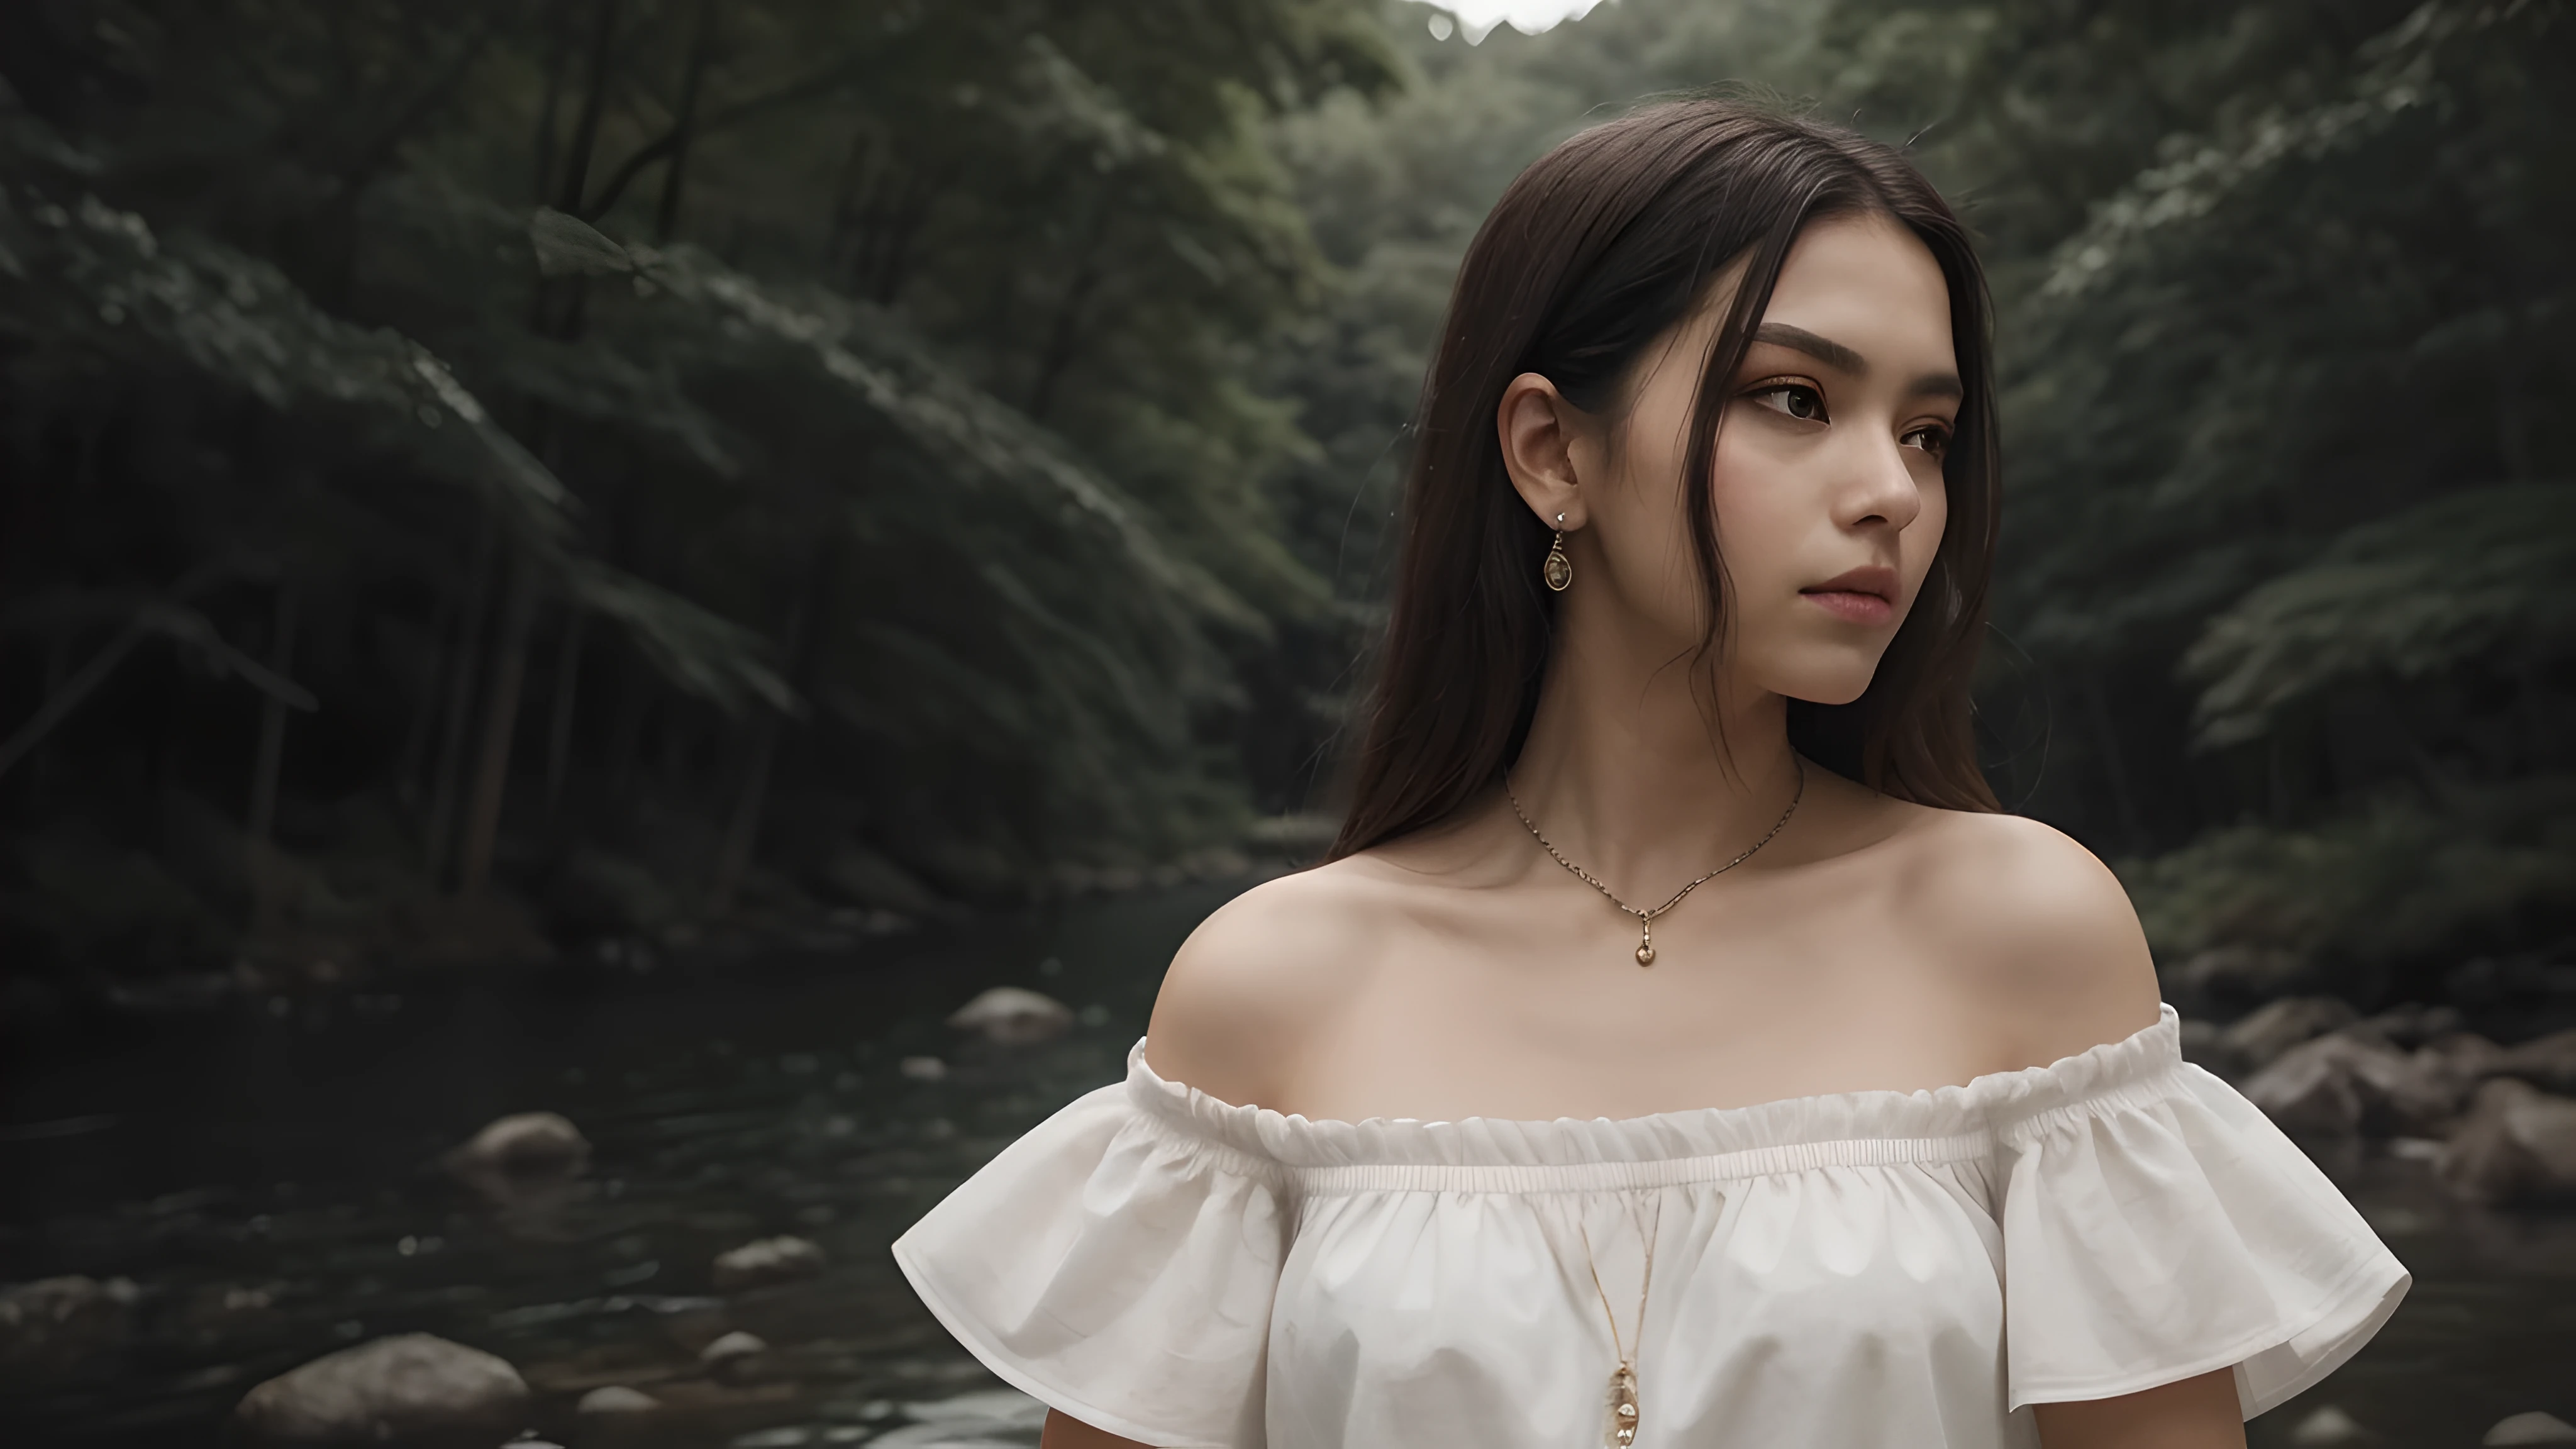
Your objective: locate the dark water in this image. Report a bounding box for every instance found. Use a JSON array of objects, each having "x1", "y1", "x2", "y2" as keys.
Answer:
[{"x1": 2, "y1": 885, "x2": 2570, "y2": 1446}]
